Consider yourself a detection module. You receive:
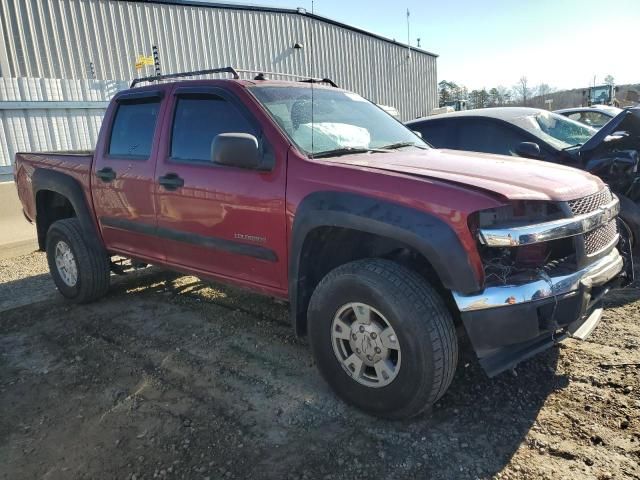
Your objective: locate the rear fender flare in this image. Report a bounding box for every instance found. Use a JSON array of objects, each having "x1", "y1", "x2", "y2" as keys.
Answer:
[{"x1": 32, "y1": 168, "x2": 105, "y2": 253}]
